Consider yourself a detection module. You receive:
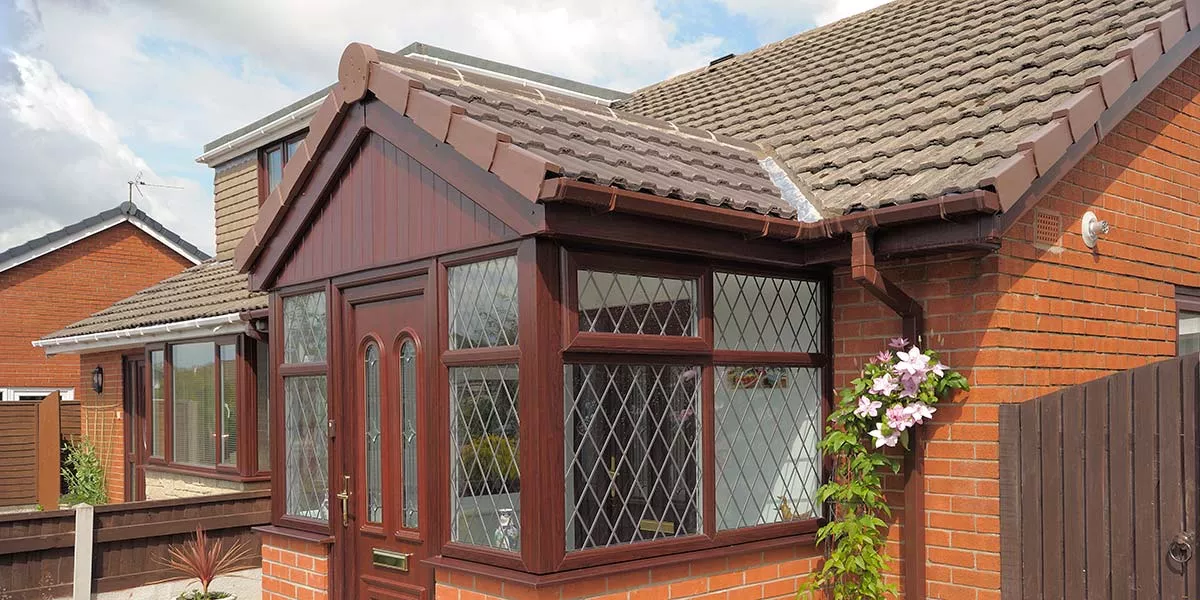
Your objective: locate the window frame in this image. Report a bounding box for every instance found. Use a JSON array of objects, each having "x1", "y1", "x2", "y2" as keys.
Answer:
[
  {"x1": 142, "y1": 335, "x2": 269, "y2": 481},
  {"x1": 1178, "y1": 286, "x2": 1200, "y2": 356},
  {"x1": 258, "y1": 130, "x2": 308, "y2": 205},
  {"x1": 0, "y1": 388, "x2": 74, "y2": 402},
  {"x1": 273, "y1": 283, "x2": 334, "y2": 535},
  {"x1": 555, "y1": 248, "x2": 831, "y2": 571}
]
